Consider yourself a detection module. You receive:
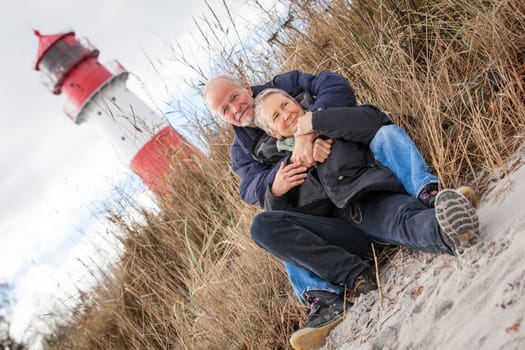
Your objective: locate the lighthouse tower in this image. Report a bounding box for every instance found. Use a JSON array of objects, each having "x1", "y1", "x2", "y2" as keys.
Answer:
[{"x1": 33, "y1": 30, "x2": 195, "y2": 194}]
